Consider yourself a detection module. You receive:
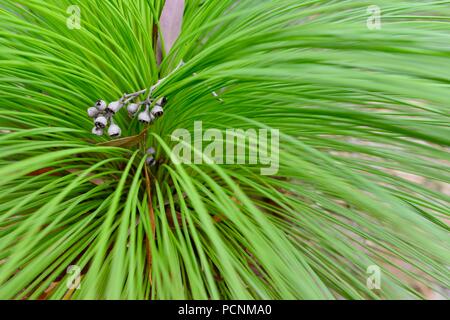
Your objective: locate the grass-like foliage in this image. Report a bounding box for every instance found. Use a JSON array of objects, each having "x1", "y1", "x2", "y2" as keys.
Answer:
[{"x1": 0, "y1": 0, "x2": 449, "y2": 299}]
